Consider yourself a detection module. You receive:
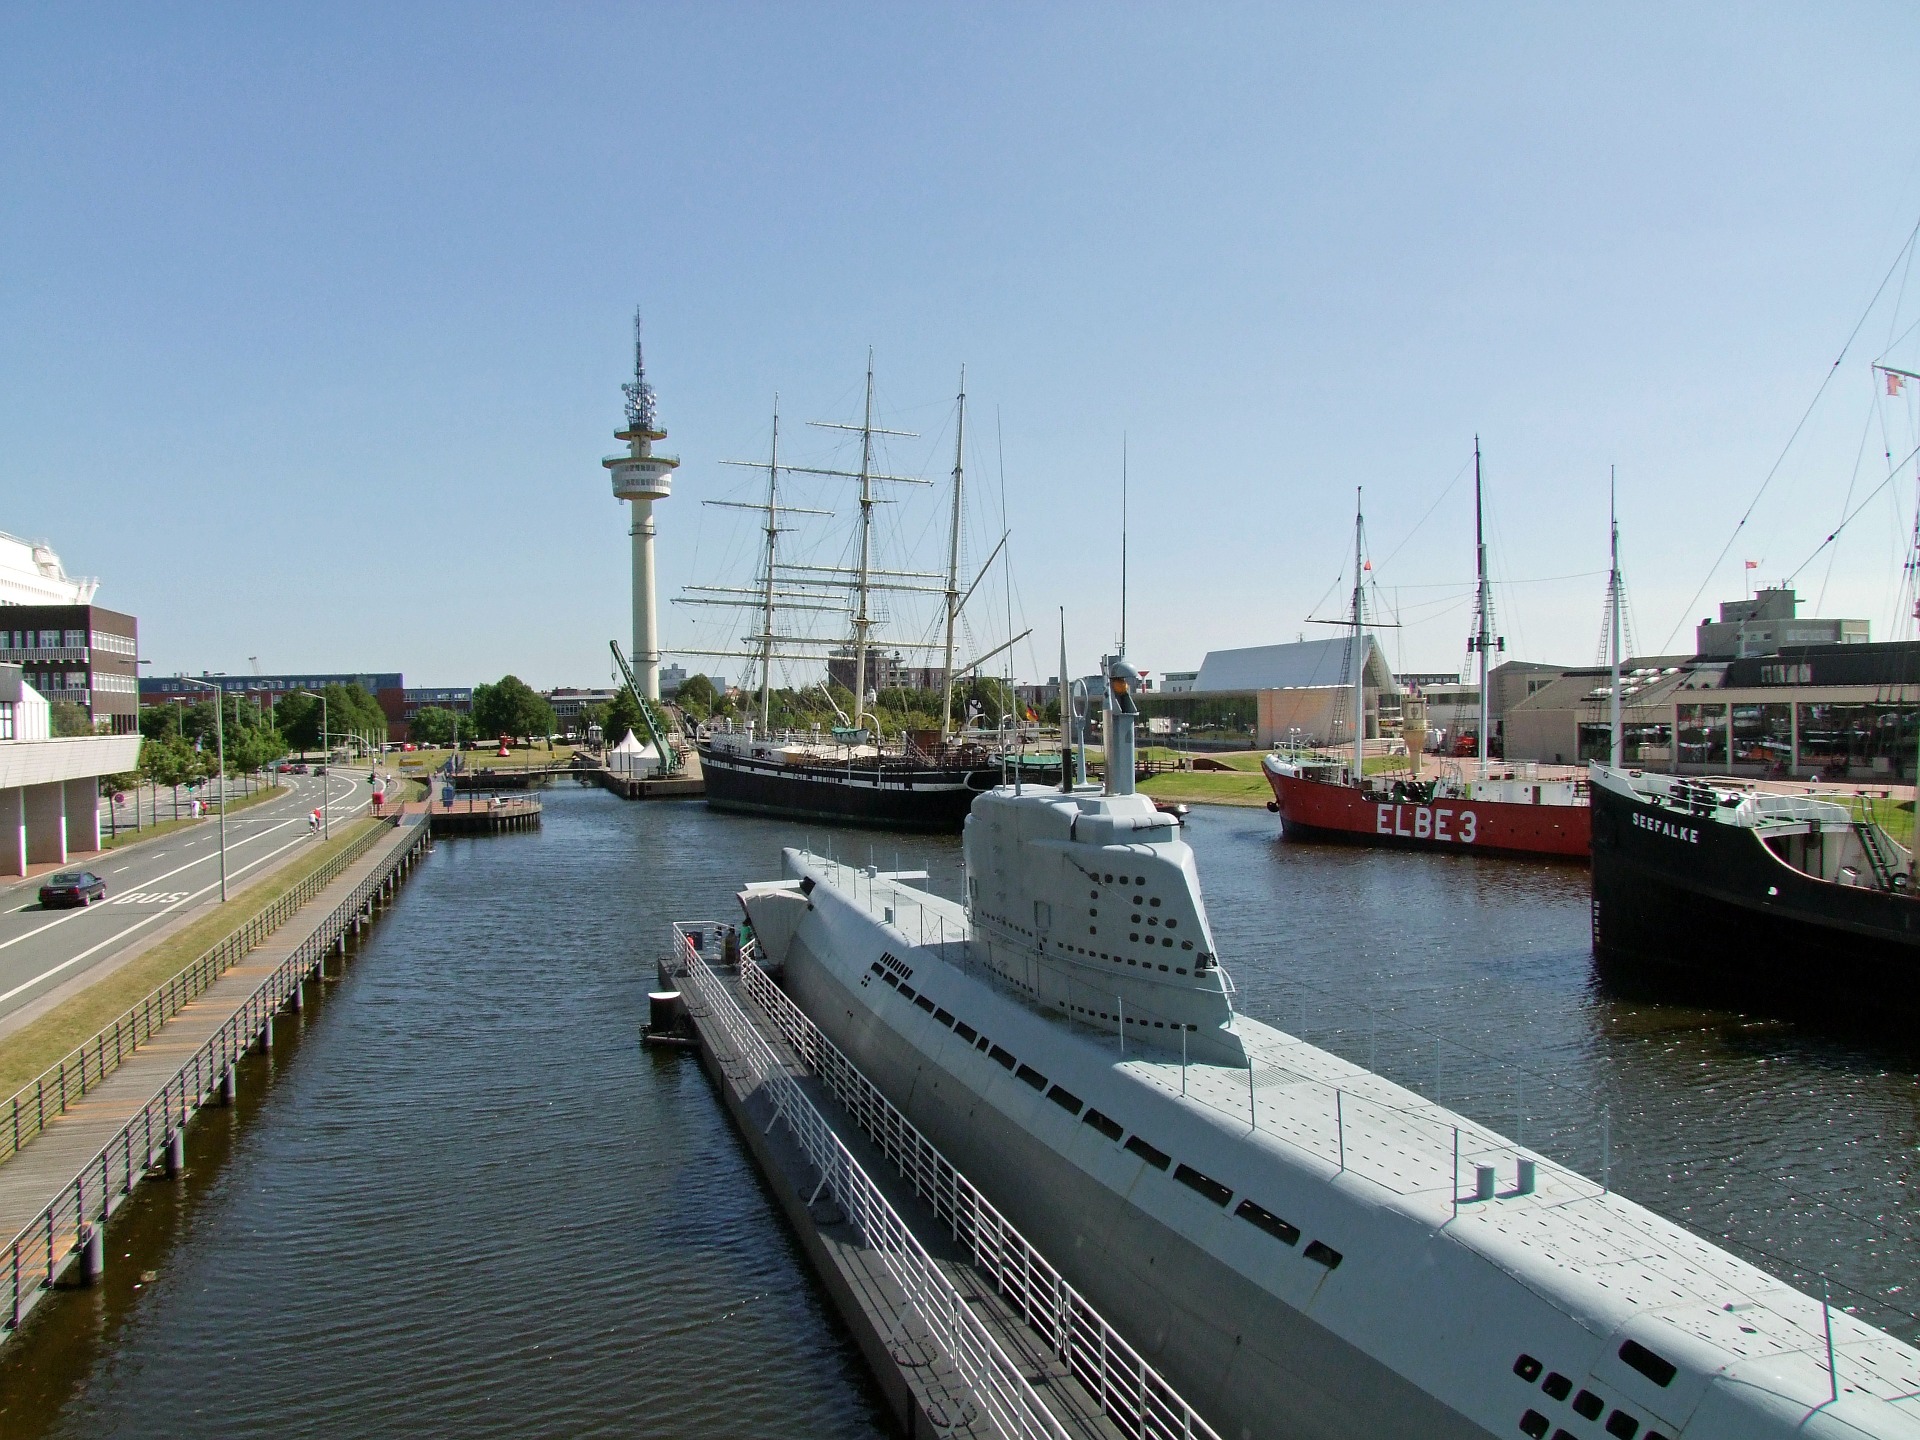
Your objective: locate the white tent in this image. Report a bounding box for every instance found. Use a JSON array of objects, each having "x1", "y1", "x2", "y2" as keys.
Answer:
[{"x1": 607, "y1": 729, "x2": 662, "y2": 778}]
